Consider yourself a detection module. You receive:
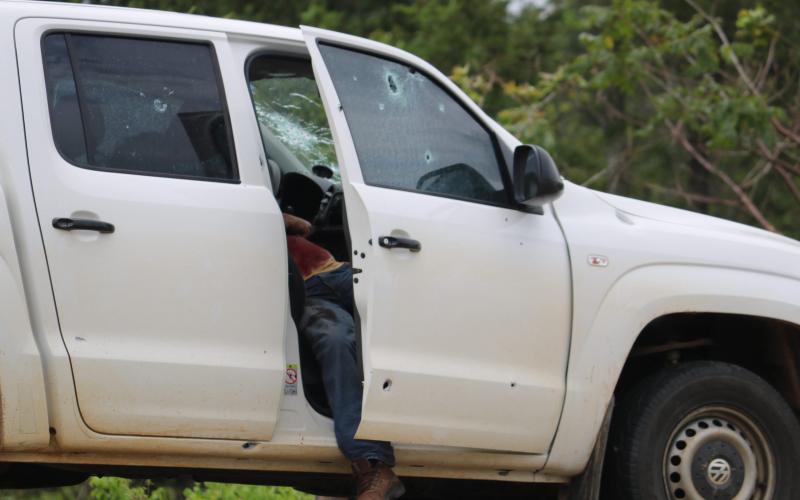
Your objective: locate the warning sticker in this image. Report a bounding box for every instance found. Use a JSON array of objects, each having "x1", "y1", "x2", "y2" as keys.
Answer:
[{"x1": 284, "y1": 363, "x2": 298, "y2": 395}]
